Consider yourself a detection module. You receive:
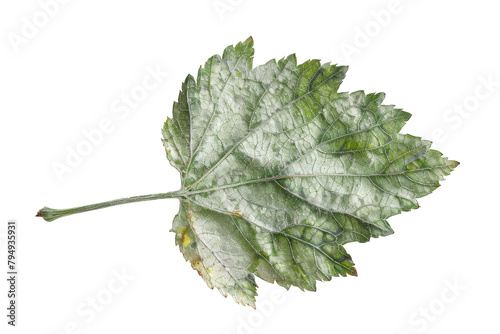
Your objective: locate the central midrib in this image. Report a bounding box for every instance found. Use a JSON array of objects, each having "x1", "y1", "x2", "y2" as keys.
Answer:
[{"x1": 183, "y1": 163, "x2": 452, "y2": 197}]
